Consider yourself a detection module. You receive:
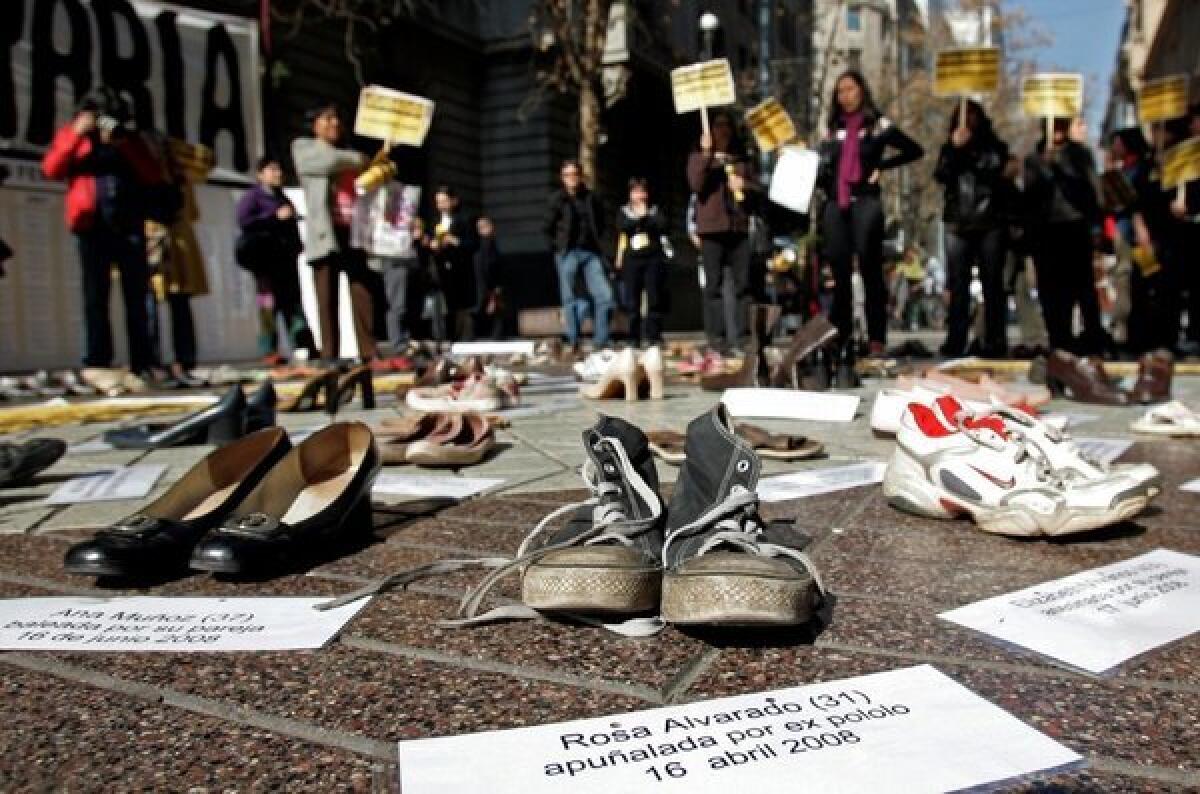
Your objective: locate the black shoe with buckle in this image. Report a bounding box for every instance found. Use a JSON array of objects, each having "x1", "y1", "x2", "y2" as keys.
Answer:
[
  {"x1": 64, "y1": 428, "x2": 291, "y2": 576},
  {"x1": 517, "y1": 415, "x2": 666, "y2": 615},
  {"x1": 189, "y1": 422, "x2": 381, "y2": 574},
  {"x1": 660, "y1": 404, "x2": 824, "y2": 626}
]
